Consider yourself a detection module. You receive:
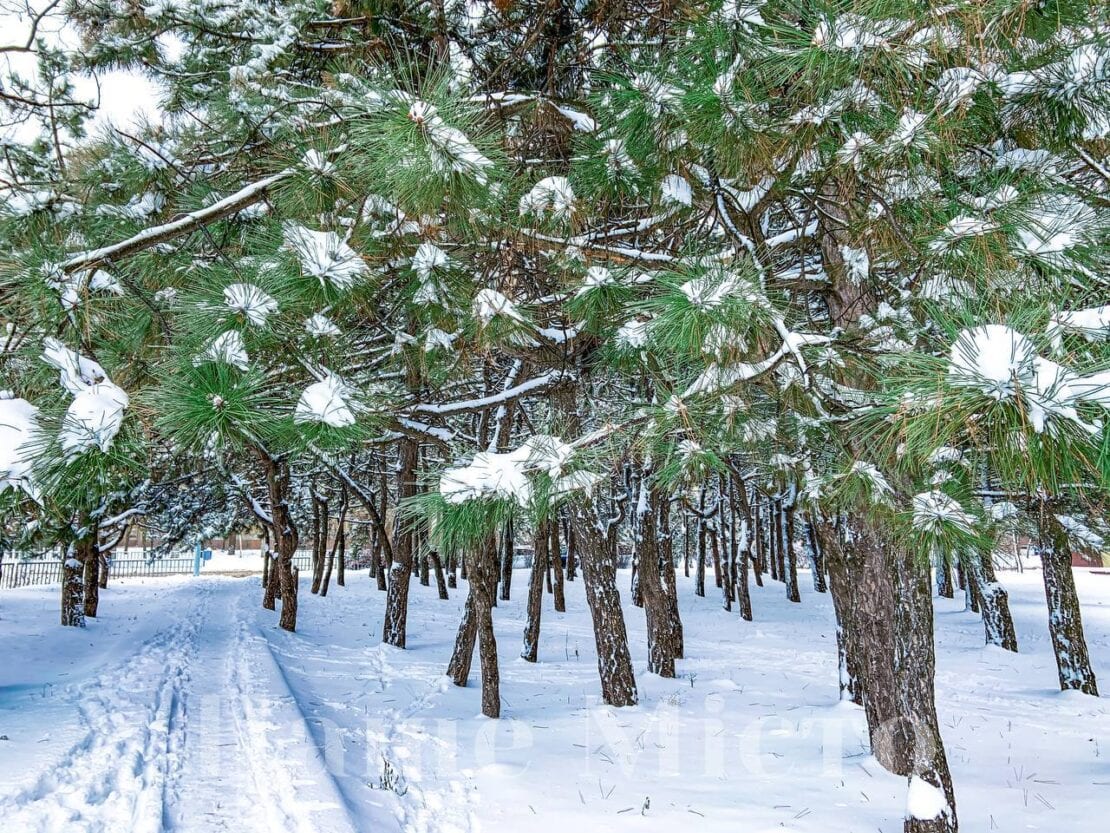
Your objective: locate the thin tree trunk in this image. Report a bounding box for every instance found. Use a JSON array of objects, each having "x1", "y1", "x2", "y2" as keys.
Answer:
[
  {"x1": 550, "y1": 515, "x2": 566, "y2": 612},
  {"x1": 805, "y1": 516, "x2": 827, "y2": 593},
  {"x1": 430, "y1": 555, "x2": 452, "y2": 599},
  {"x1": 783, "y1": 489, "x2": 800, "y2": 603},
  {"x1": 936, "y1": 552, "x2": 954, "y2": 598},
  {"x1": 521, "y1": 521, "x2": 548, "y2": 662},
  {"x1": 564, "y1": 517, "x2": 576, "y2": 581},
  {"x1": 499, "y1": 519, "x2": 514, "y2": 601},
  {"x1": 320, "y1": 493, "x2": 347, "y2": 597},
  {"x1": 447, "y1": 551, "x2": 458, "y2": 588}
]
